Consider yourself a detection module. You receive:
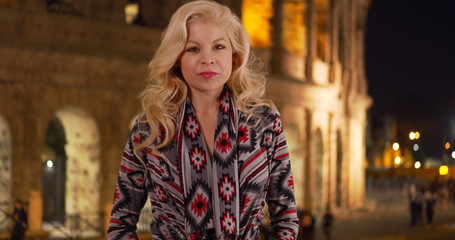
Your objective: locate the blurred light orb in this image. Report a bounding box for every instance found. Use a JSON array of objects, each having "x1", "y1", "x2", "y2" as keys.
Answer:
[
  {"x1": 439, "y1": 165, "x2": 449, "y2": 176},
  {"x1": 414, "y1": 161, "x2": 421, "y2": 169},
  {"x1": 46, "y1": 160, "x2": 54, "y2": 168},
  {"x1": 445, "y1": 142, "x2": 450, "y2": 150},
  {"x1": 392, "y1": 142, "x2": 400, "y2": 151},
  {"x1": 413, "y1": 144, "x2": 419, "y2": 151},
  {"x1": 415, "y1": 132, "x2": 420, "y2": 139},
  {"x1": 394, "y1": 156, "x2": 401, "y2": 165},
  {"x1": 409, "y1": 132, "x2": 415, "y2": 140},
  {"x1": 124, "y1": 3, "x2": 139, "y2": 24},
  {"x1": 452, "y1": 151, "x2": 455, "y2": 159}
]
